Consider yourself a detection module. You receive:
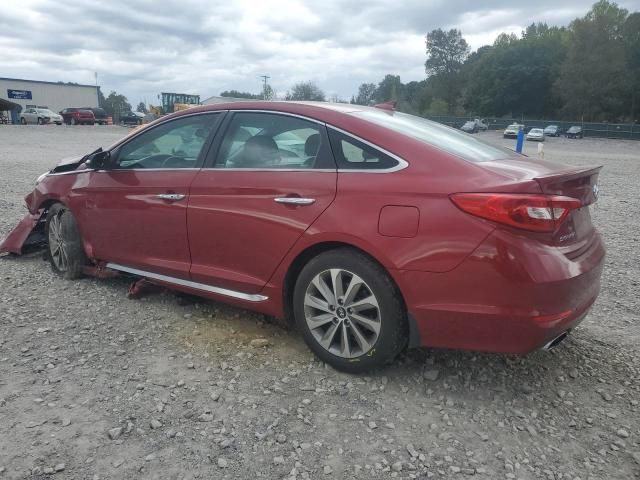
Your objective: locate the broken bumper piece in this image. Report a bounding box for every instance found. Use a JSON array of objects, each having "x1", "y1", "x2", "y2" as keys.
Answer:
[{"x1": 0, "y1": 210, "x2": 45, "y2": 255}]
